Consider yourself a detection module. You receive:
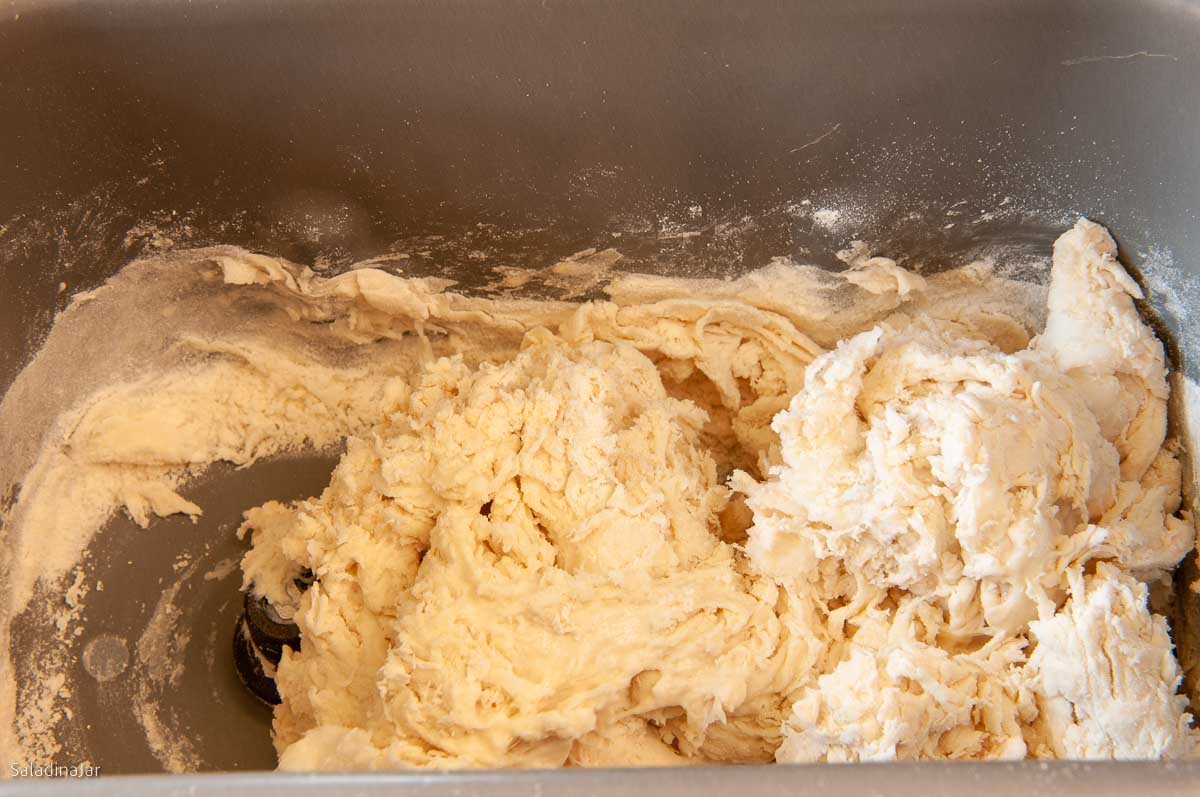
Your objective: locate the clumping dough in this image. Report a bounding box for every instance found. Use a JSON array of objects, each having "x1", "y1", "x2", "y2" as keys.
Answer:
[
  {"x1": 235, "y1": 219, "x2": 1197, "y2": 768},
  {"x1": 249, "y1": 339, "x2": 804, "y2": 768},
  {"x1": 2, "y1": 219, "x2": 1196, "y2": 768},
  {"x1": 1024, "y1": 563, "x2": 1195, "y2": 759}
]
